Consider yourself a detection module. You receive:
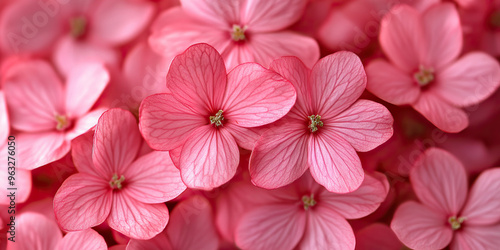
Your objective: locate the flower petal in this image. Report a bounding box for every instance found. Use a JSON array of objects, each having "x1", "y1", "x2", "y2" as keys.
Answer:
[
  {"x1": 6, "y1": 212, "x2": 62, "y2": 250},
  {"x1": 450, "y1": 224, "x2": 500, "y2": 250},
  {"x1": 180, "y1": 0, "x2": 240, "y2": 27},
  {"x1": 0, "y1": 149, "x2": 31, "y2": 204},
  {"x1": 242, "y1": 0, "x2": 307, "y2": 32},
  {"x1": 71, "y1": 131, "x2": 100, "y2": 177},
  {"x1": 224, "y1": 123, "x2": 263, "y2": 150},
  {"x1": 16, "y1": 131, "x2": 70, "y2": 170},
  {"x1": 355, "y1": 223, "x2": 403, "y2": 250},
  {"x1": 65, "y1": 108, "x2": 106, "y2": 141},
  {"x1": 127, "y1": 233, "x2": 172, "y2": 250},
  {"x1": 0, "y1": 92, "x2": 9, "y2": 143},
  {"x1": 461, "y1": 168, "x2": 500, "y2": 225},
  {"x1": 57, "y1": 229, "x2": 107, "y2": 250}
]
